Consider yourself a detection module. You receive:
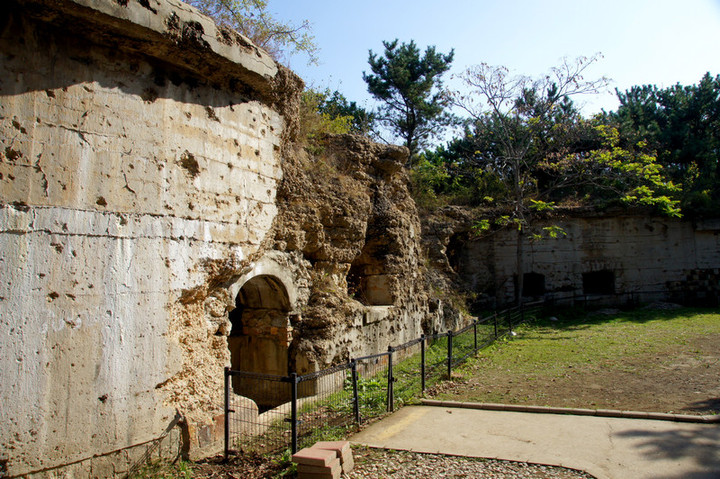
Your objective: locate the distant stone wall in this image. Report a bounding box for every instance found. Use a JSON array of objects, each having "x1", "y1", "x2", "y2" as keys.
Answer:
[
  {"x1": 446, "y1": 214, "x2": 720, "y2": 307},
  {"x1": 0, "y1": 0, "x2": 295, "y2": 475}
]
